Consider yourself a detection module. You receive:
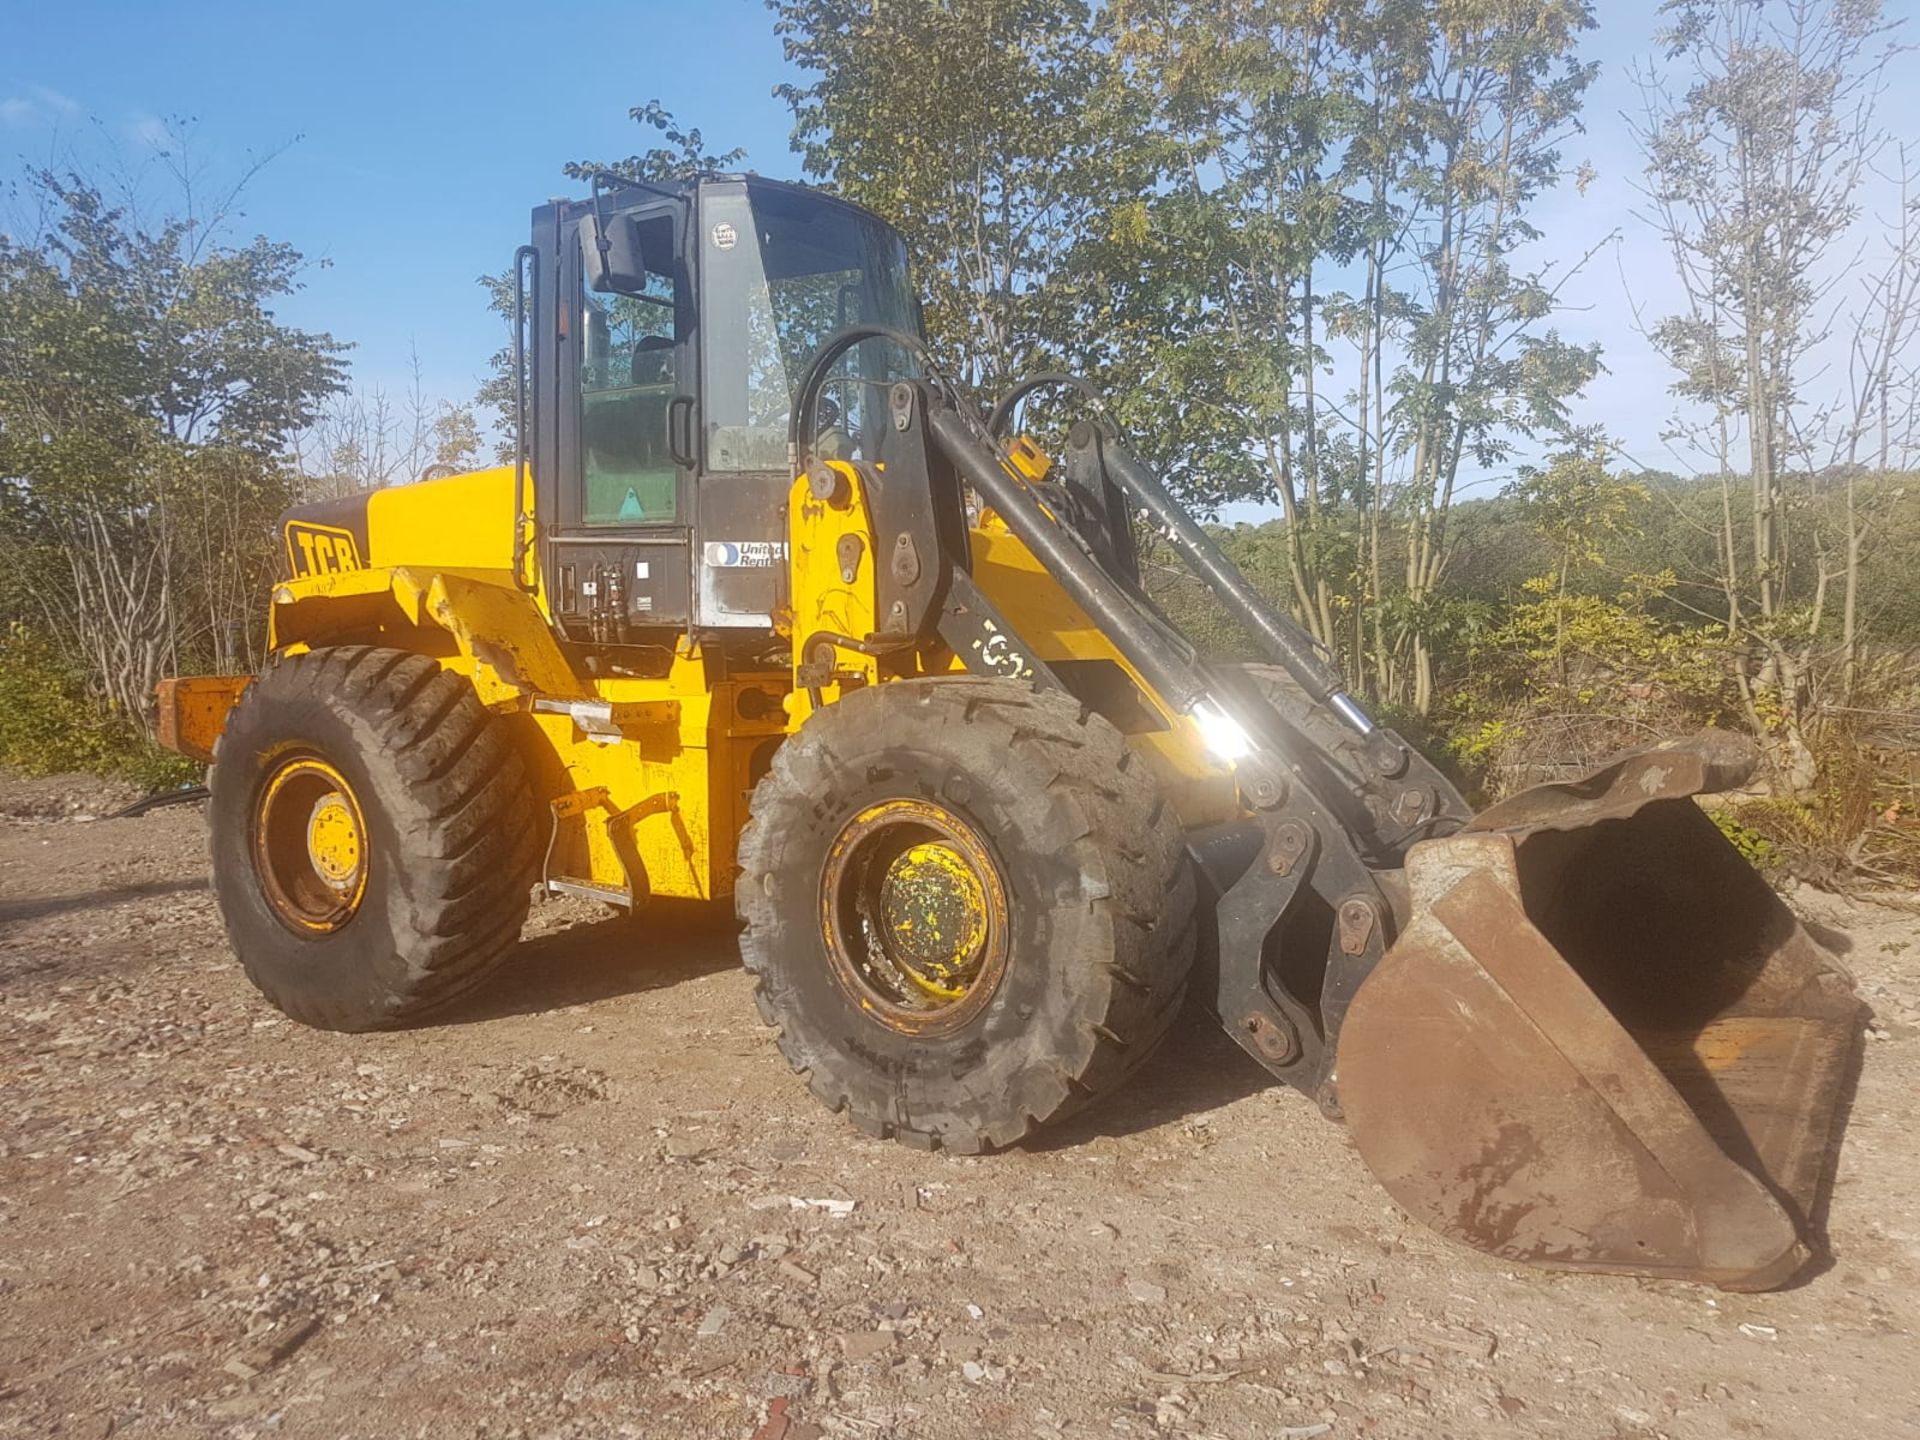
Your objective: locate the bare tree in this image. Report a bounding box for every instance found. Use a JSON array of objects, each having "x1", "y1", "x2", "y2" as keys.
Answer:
[
  {"x1": 1830, "y1": 143, "x2": 1920, "y2": 691},
  {"x1": 299, "y1": 348, "x2": 481, "y2": 498},
  {"x1": 1630, "y1": 0, "x2": 1901, "y2": 780}
]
